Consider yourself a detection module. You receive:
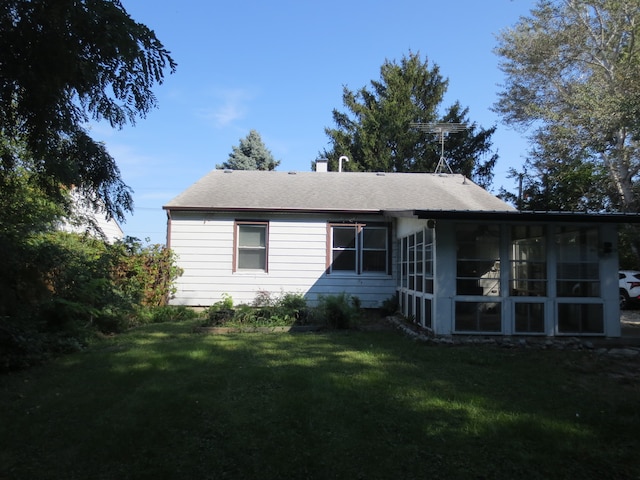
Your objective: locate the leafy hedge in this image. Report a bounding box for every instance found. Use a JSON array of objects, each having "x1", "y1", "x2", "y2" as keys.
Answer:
[
  {"x1": 203, "y1": 292, "x2": 362, "y2": 329},
  {"x1": 0, "y1": 232, "x2": 184, "y2": 371}
]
